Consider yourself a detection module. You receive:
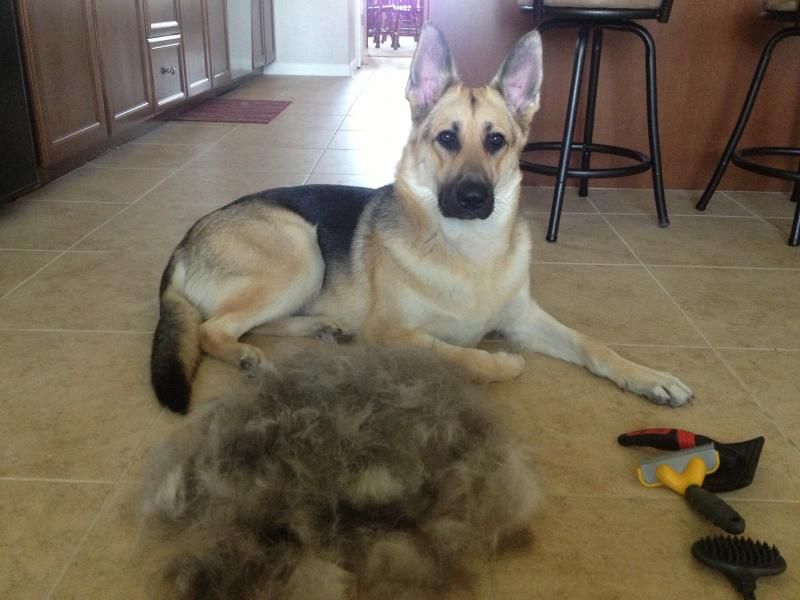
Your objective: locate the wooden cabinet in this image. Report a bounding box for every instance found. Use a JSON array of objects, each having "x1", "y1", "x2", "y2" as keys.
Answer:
[
  {"x1": 251, "y1": 0, "x2": 265, "y2": 69},
  {"x1": 206, "y1": 0, "x2": 231, "y2": 87},
  {"x1": 263, "y1": 0, "x2": 275, "y2": 65},
  {"x1": 94, "y1": 0, "x2": 153, "y2": 132},
  {"x1": 180, "y1": 0, "x2": 213, "y2": 97},
  {"x1": 16, "y1": 0, "x2": 108, "y2": 165},
  {"x1": 145, "y1": 0, "x2": 181, "y2": 37},
  {"x1": 150, "y1": 35, "x2": 186, "y2": 110},
  {"x1": 252, "y1": 0, "x2": 275, "y2": 69}
]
